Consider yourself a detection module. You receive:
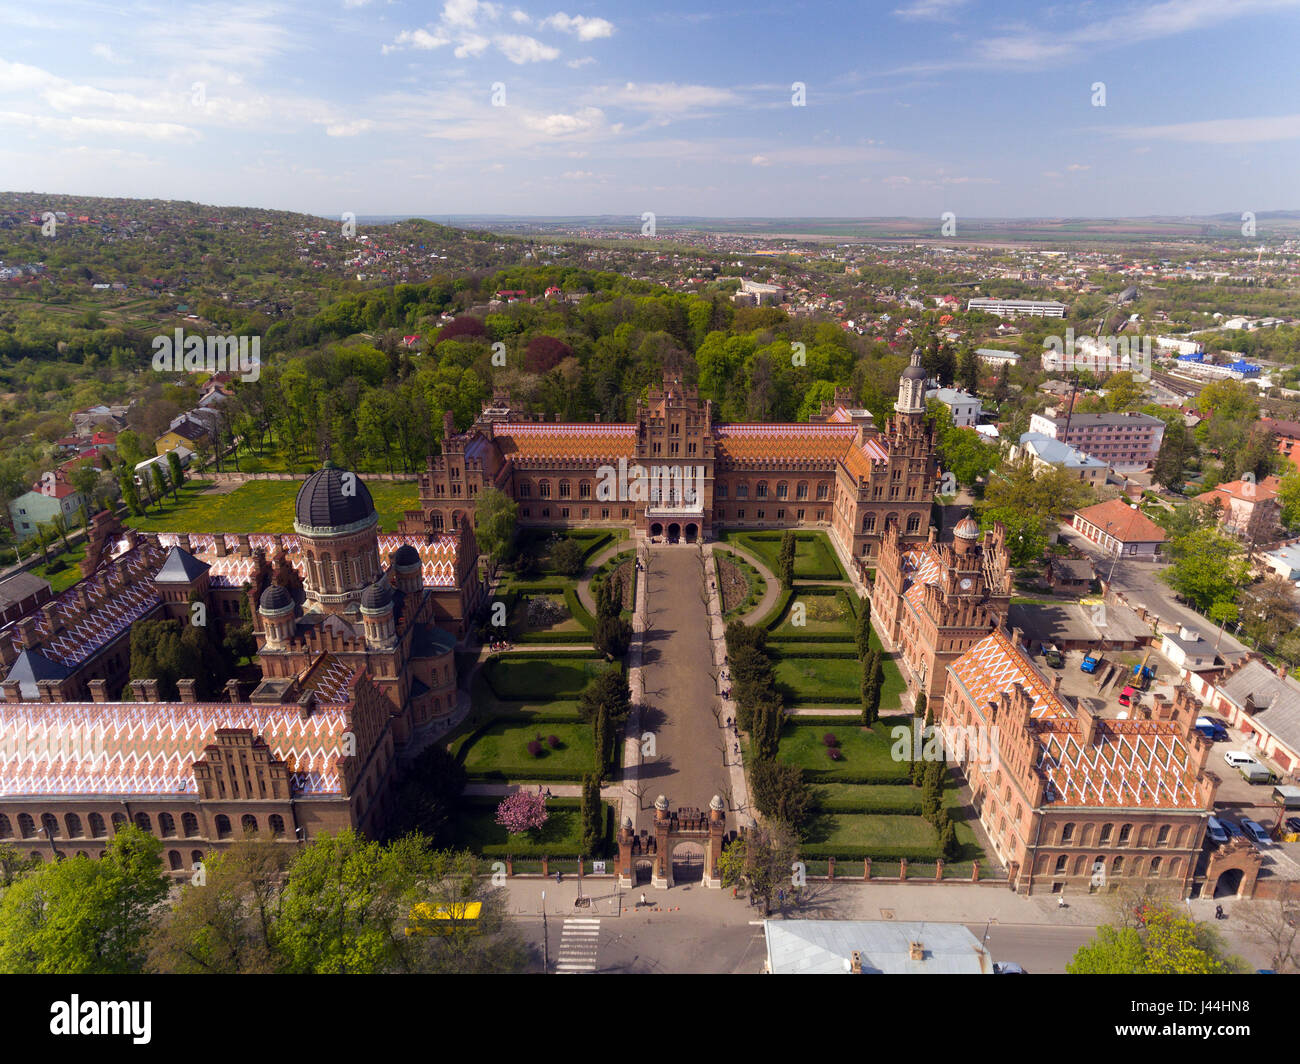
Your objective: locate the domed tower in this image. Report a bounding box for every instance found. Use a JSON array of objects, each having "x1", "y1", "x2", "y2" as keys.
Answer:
[
  {"x1": 293, "y1": 462, "x2": 381, "y2": 614},
  {"x1": 895, "y1": 348, "x2": 927, "y2": 416},
  {"x1": 258, "y1": 584, "x2": 296, "y2": 648},
  {"x1": 391, "y1": 542, "x2": 423, "y2": 596},
  {"x1": 953, "y1": 514, "x2": 980, "y2": 555},
  {"x1": 360, "y1": 580, "x2": 396, "y2": 647}
]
